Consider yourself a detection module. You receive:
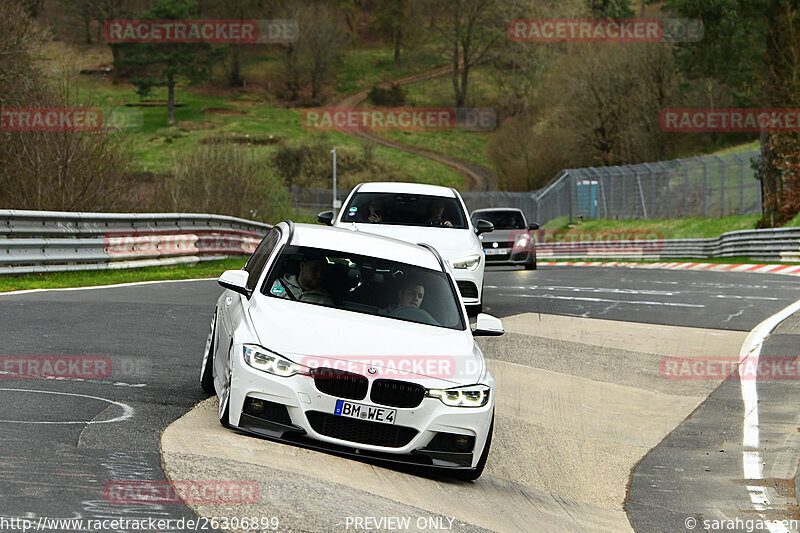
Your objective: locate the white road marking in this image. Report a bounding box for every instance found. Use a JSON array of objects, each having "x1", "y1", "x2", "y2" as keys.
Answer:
[
  {"x1": 737, "y1": 298, "x2": 800, "y2": 533},
  {"x1": 0, "y1": 278, "x2": 213, "y2": 297},
  {"x1": 0, "y1": 388, "x2": 134, "y2": 424},
  {"x1": 495, "y1": 293, "x2": 704, "y2": 308}
]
